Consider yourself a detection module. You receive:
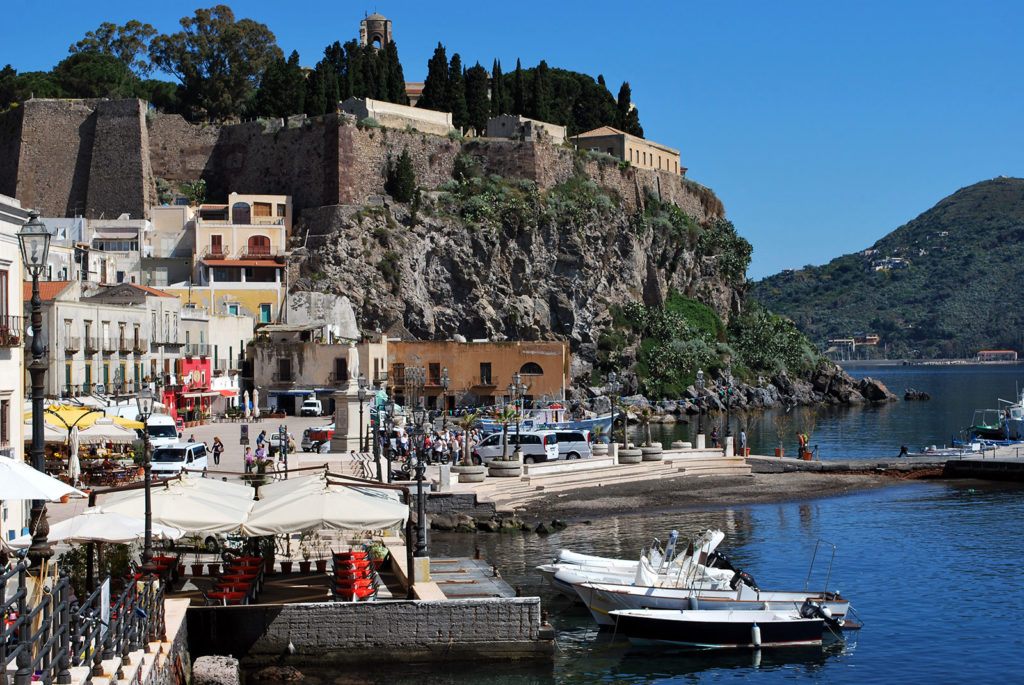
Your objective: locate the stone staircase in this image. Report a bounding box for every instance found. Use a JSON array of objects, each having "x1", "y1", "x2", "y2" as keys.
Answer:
[{"x1": 474, "y1": 449, "x2": 751, "y2": 510}]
